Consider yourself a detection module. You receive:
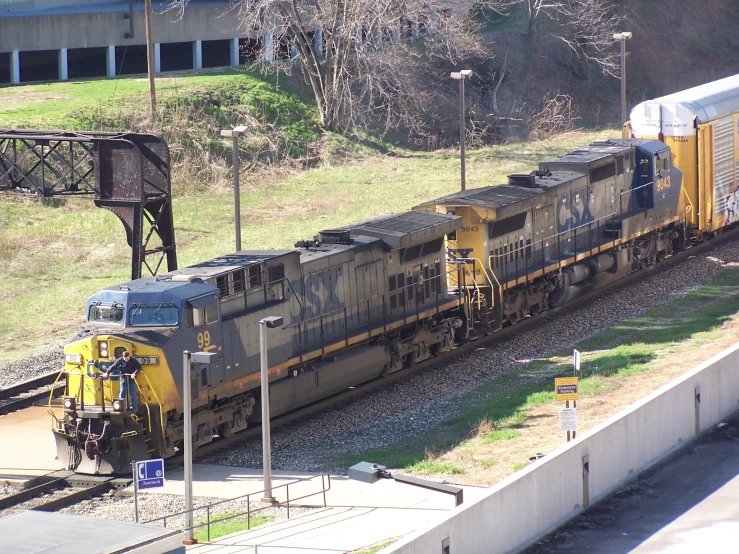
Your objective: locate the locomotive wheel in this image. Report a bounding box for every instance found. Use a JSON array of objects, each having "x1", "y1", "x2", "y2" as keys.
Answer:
[{"x1": 508, "y1": 313, "x2": 518, "y2": 325}]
